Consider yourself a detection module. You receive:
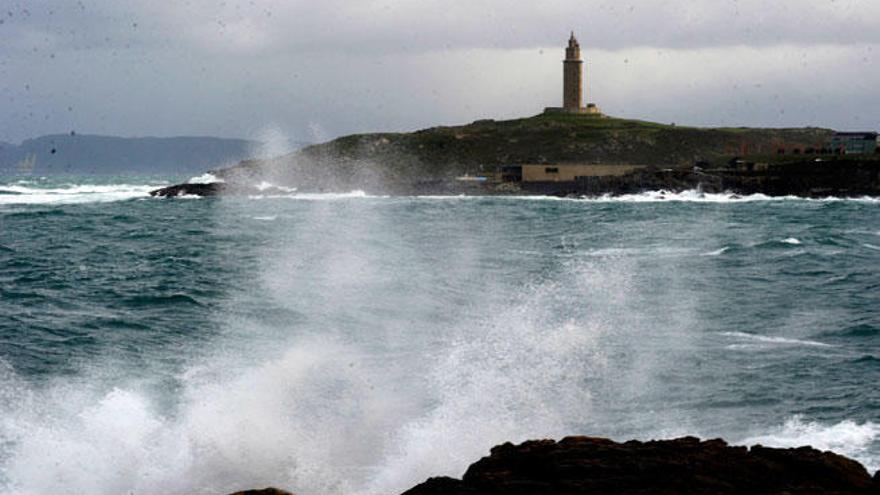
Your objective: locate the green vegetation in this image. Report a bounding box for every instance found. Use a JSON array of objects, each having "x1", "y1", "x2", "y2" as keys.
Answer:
[{"x1": 220, "y1": 113, "x2": 838, "y2": 186}]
